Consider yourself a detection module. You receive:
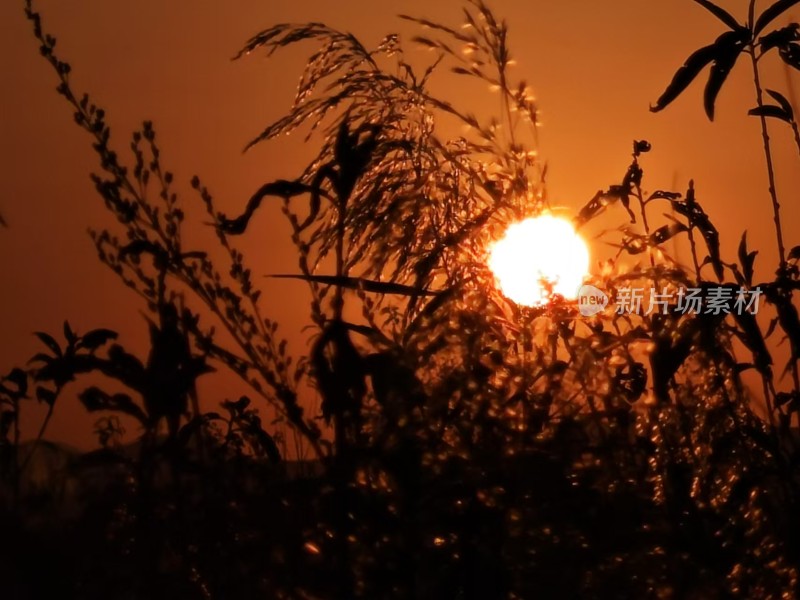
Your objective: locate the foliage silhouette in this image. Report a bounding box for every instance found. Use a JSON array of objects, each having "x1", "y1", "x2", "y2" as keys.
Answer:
[{"x1": 2, "y1": 0, "x2": 800, "y2": 598}]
